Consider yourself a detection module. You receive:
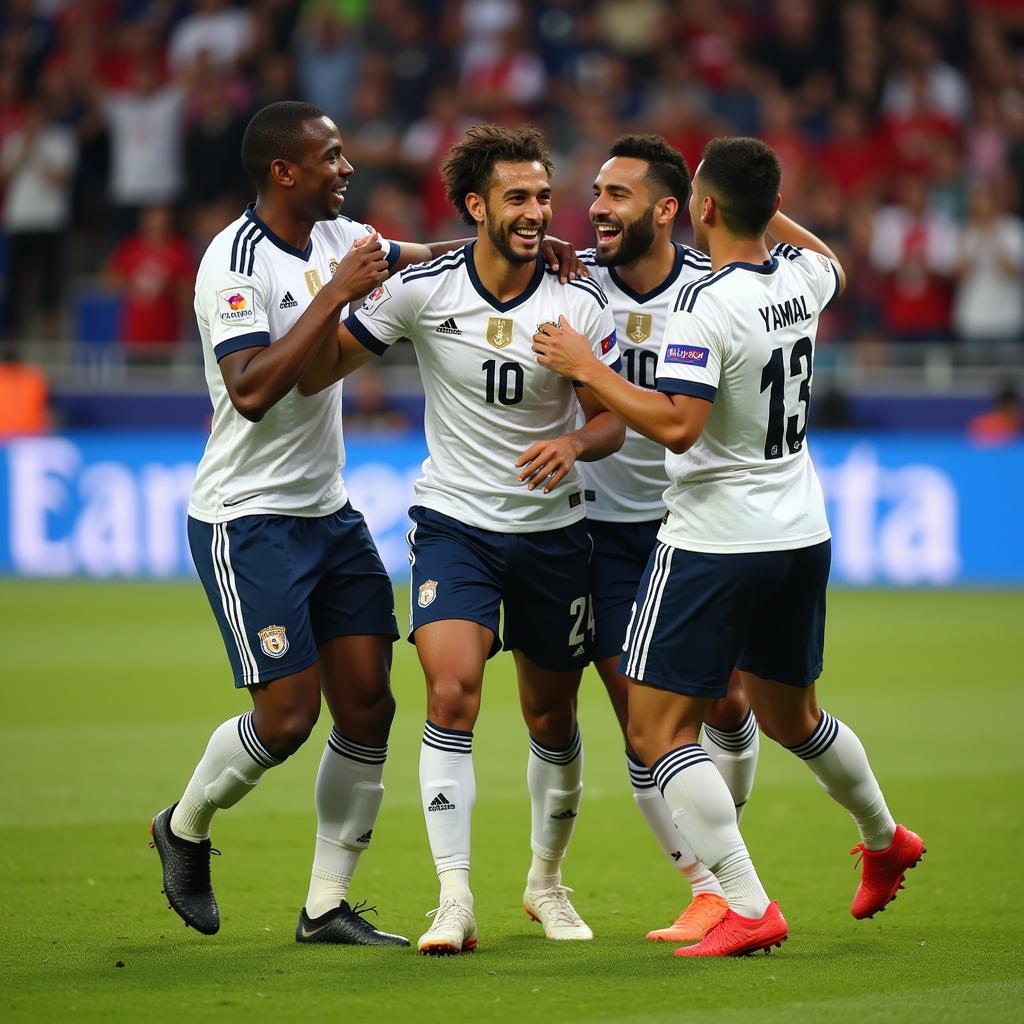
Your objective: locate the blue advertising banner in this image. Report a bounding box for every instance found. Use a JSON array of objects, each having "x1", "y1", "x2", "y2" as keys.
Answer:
[{"x1": 0, "y1": 432, "x2": 1020, "y2": 584}]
